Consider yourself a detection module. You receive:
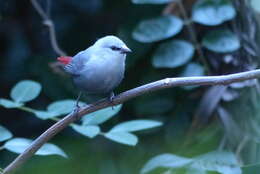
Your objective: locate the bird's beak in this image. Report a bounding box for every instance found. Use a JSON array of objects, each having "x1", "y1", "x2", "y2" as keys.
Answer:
[{"x1": 120, "y1": 45, "x2": 132, "y2": 54}]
